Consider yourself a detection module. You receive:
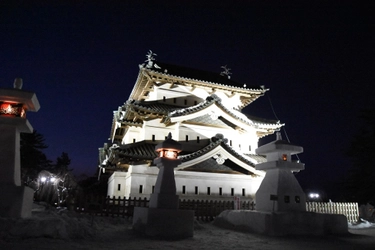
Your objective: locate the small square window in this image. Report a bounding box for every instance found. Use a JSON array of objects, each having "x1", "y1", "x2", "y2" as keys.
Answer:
[
  {"x1": 284, "y1": 195, "x2": 290, "y2": 203},
  {"x1": 295, "y1": 196, "x2": 300, "y2": 203}
]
